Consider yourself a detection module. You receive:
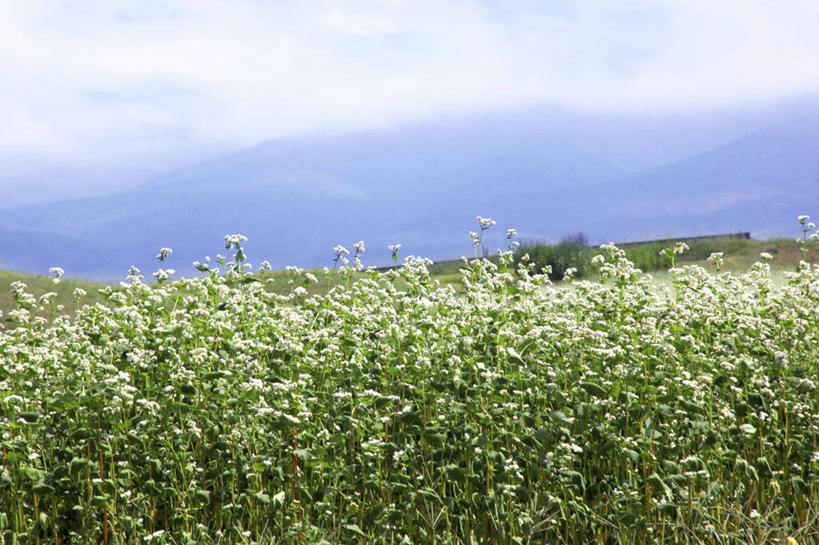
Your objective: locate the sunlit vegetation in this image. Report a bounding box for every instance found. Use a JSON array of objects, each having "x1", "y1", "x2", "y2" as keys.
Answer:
[
  {"x1": 1, "y1": 217, "x2": 819, "y2": 543},
  {"x1": 516, "y1": 232, "x2": 819, "y2": 282}
]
